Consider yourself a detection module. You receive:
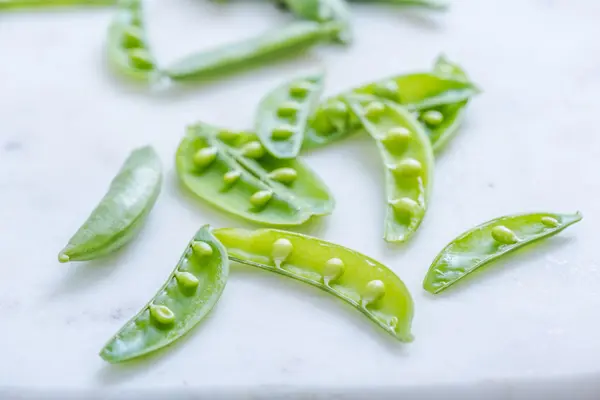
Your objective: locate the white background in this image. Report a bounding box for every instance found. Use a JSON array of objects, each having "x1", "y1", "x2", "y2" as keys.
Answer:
[{"x1": 1, "y1": 0, "x2": 600, "y2": 398}]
